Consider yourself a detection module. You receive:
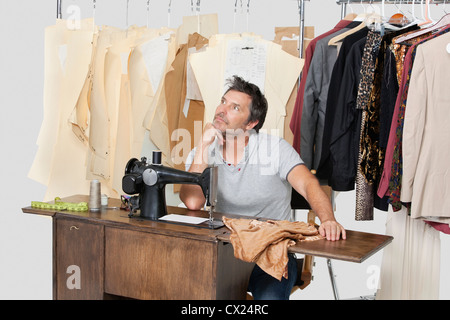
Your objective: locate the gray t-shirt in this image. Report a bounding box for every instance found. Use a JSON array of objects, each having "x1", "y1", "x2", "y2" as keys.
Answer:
[{"x1": 186, "y1": 130, "x2": 303, "y2": 221}]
